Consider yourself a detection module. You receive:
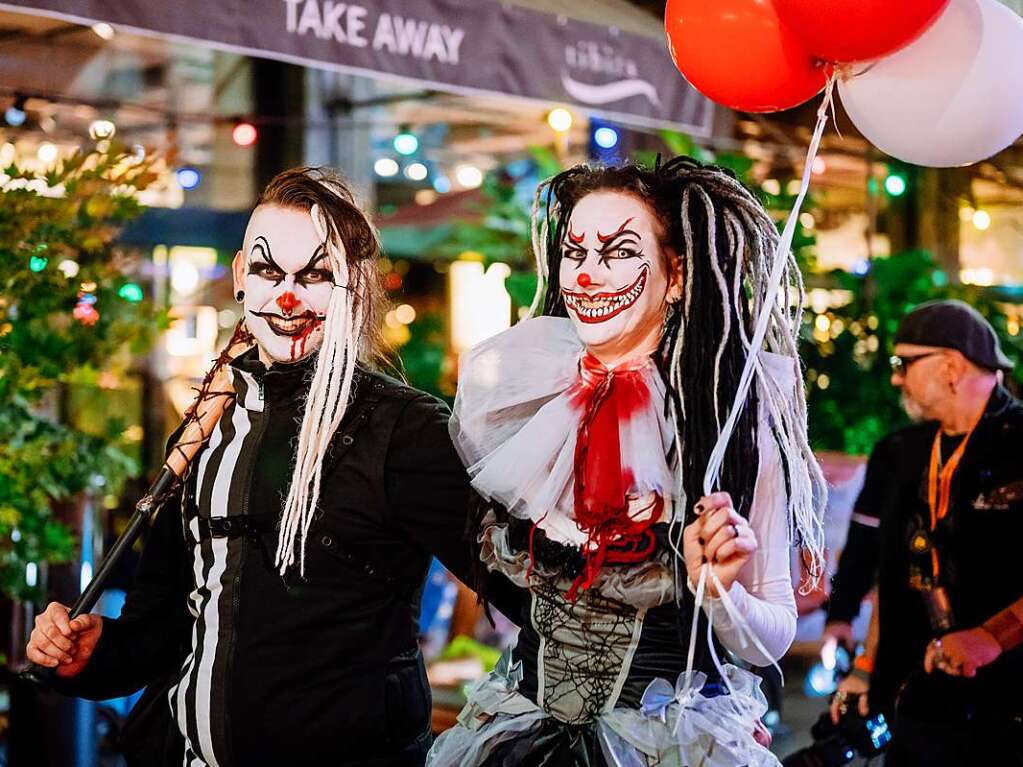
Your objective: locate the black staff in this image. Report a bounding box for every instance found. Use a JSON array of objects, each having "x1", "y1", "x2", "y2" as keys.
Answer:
[{"x1": 21, "y1": 323, "x2": 252, "y2": 684}]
